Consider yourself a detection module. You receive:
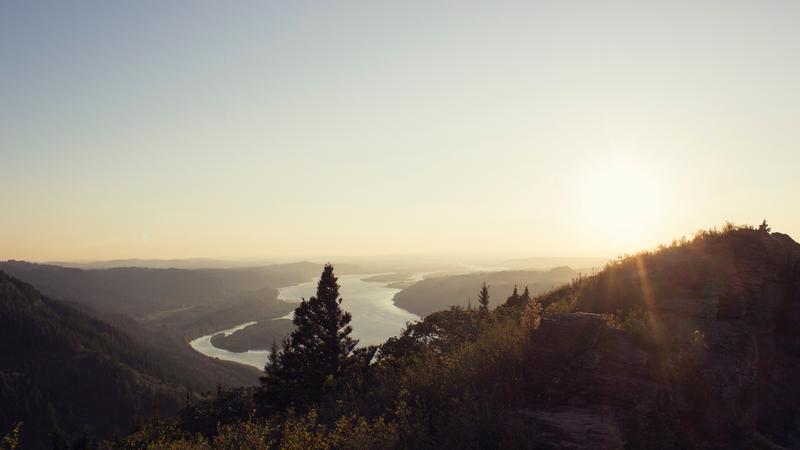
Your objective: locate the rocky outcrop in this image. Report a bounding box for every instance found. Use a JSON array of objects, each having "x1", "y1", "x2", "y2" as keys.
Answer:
[
  {"x1": 519, "y1": 230, "x2": 800, "y2": 449},
  {"x1": 515, "y1": 313, "x2": 676, "y2": 449}
]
